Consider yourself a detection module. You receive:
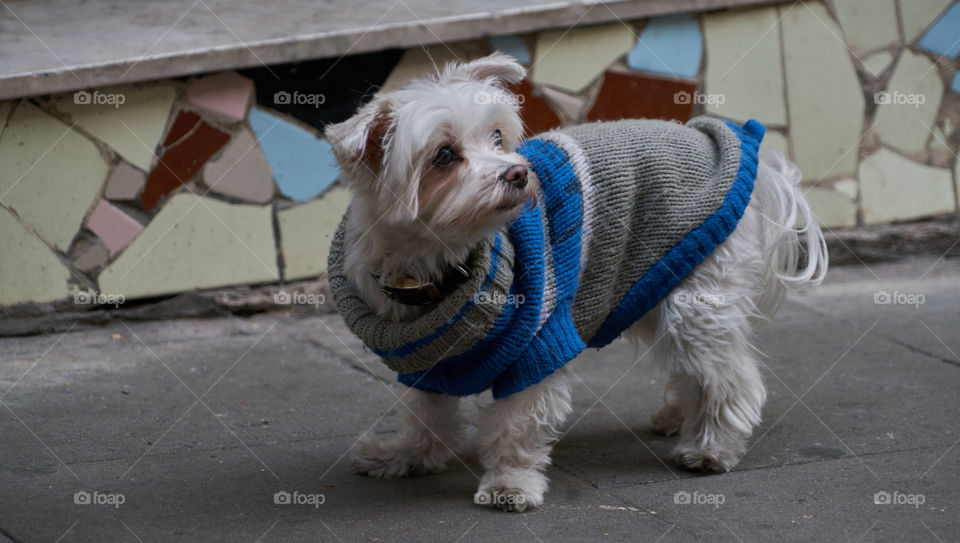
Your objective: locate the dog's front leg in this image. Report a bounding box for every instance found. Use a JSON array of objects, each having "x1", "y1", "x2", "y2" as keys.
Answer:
[
  {"x1": 352, "y1": 388, "x2": 463, "y2": 478},
  {"x1": 475, "y1": 367, "x2": 572, "y2": 512}
]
